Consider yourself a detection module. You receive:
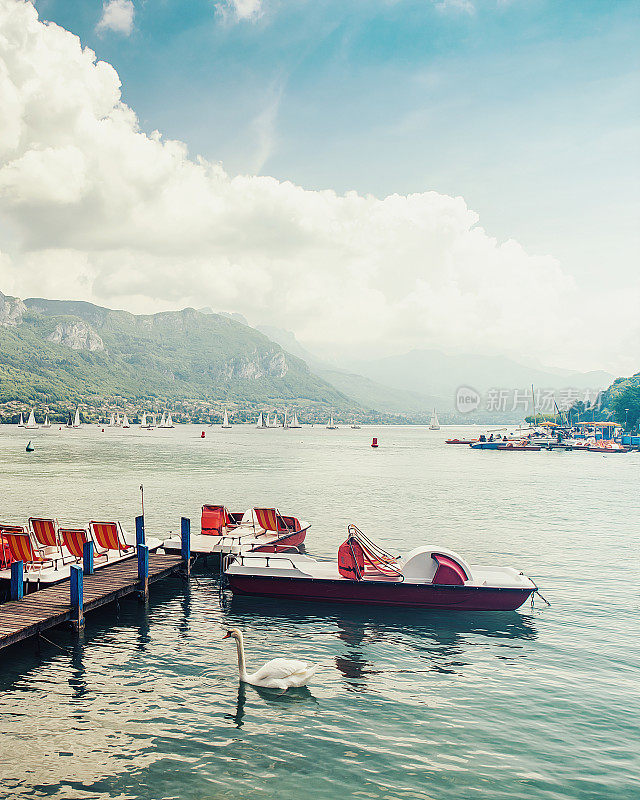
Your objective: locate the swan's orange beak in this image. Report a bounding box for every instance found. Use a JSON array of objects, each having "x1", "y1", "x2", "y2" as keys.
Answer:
[{"x1": 222, "y1": 631, "x2": 232, "y2": 639}]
